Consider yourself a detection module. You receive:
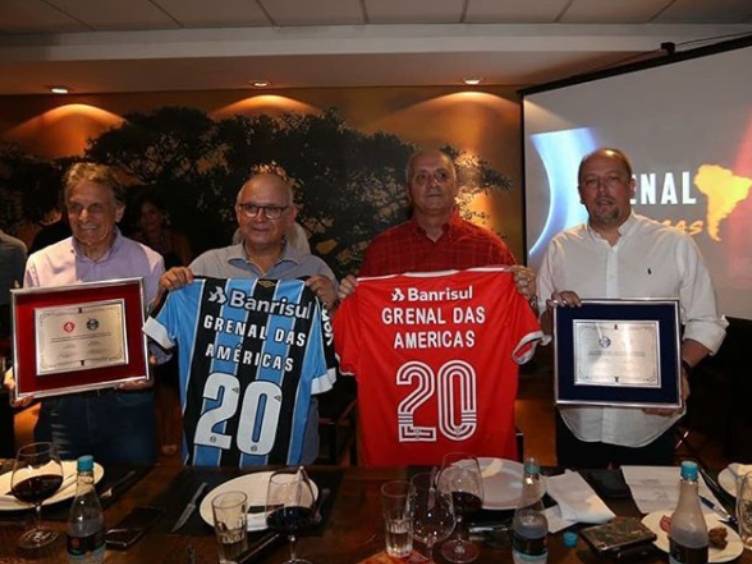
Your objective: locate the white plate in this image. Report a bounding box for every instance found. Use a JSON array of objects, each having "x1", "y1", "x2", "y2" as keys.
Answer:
[
  {"x1": 199, "y1": 471, "x2": 319, "y2": 532},
  {"x1": 0, "y1": 460, "x2": 105, "y2": 511},
  {"x1": 642, "y1": 511, "x2": 744, "y2": 563},
  {"x1": 718, "y1": 468, "x2": 738, "y2": 498},
  {"x1": 478, "y1": 458, "x2": 526, "y2": 510}
]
